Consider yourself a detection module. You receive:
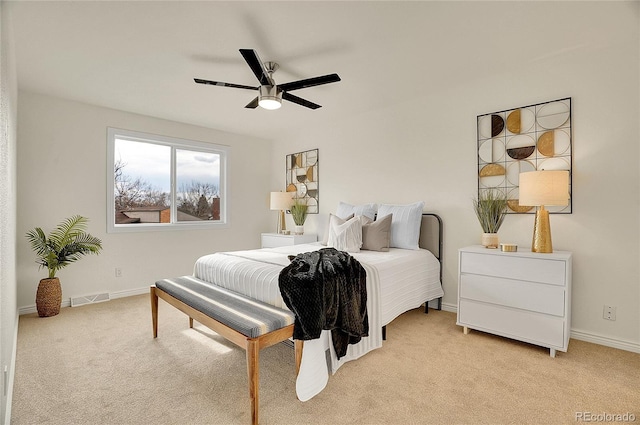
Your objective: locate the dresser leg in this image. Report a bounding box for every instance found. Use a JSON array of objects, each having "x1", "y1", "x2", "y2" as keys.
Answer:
[
  {"x1": 550, "y1": 348, "x2": 556, "y2": 358},
  {"x1": 463, "y1": 326, "x2": 469, "y2": 335}
]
